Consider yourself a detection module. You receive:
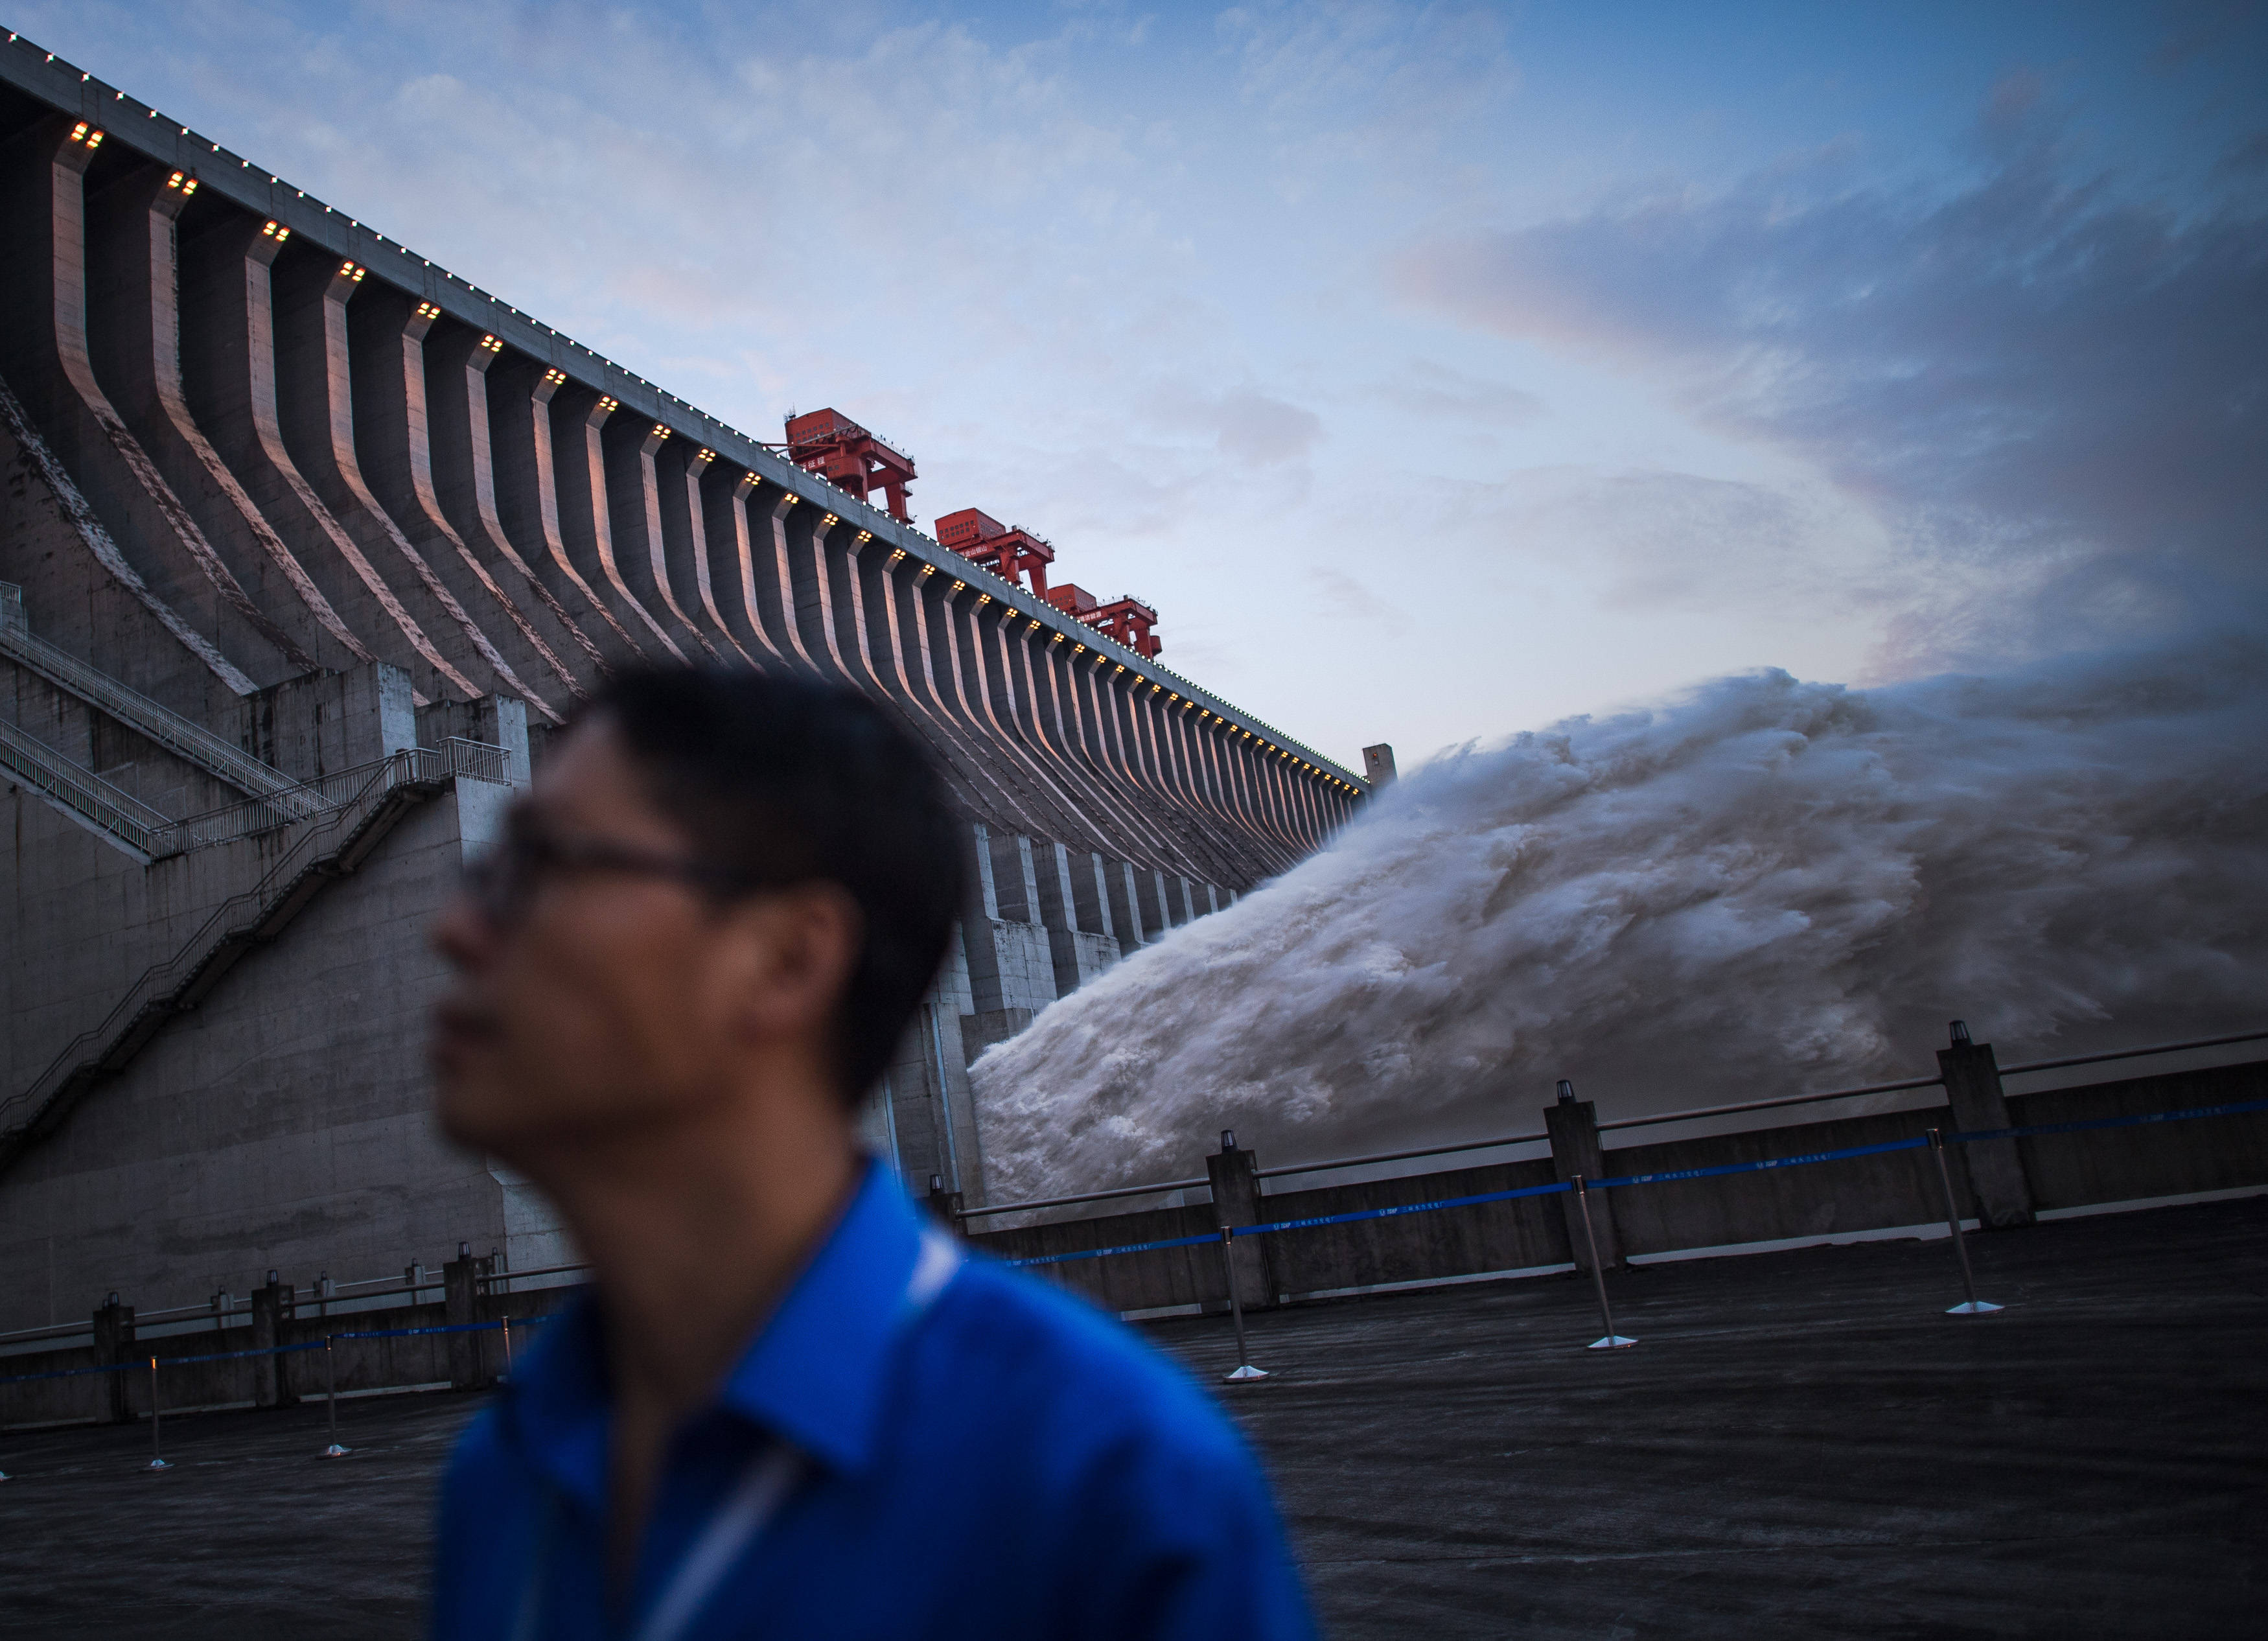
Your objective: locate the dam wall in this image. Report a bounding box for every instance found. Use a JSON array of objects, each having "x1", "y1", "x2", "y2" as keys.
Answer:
[{"x1": 0, "y1": 34, "x2": 1363, "y2": 1333}]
